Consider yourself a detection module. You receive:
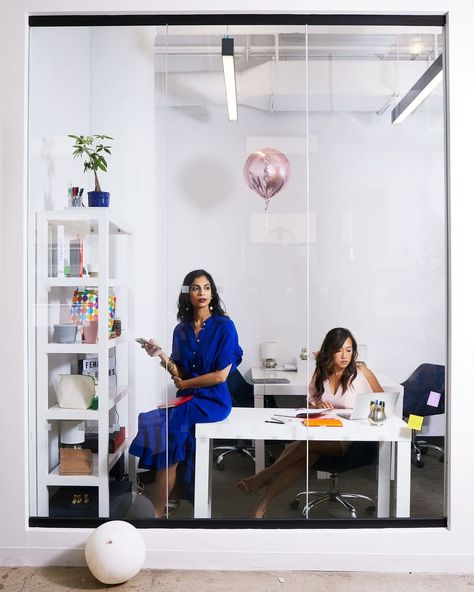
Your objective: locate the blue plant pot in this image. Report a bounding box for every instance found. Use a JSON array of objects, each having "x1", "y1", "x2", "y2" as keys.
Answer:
[{"x1": 88, "y1": 191, "x2": 110, "y2": 207}]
